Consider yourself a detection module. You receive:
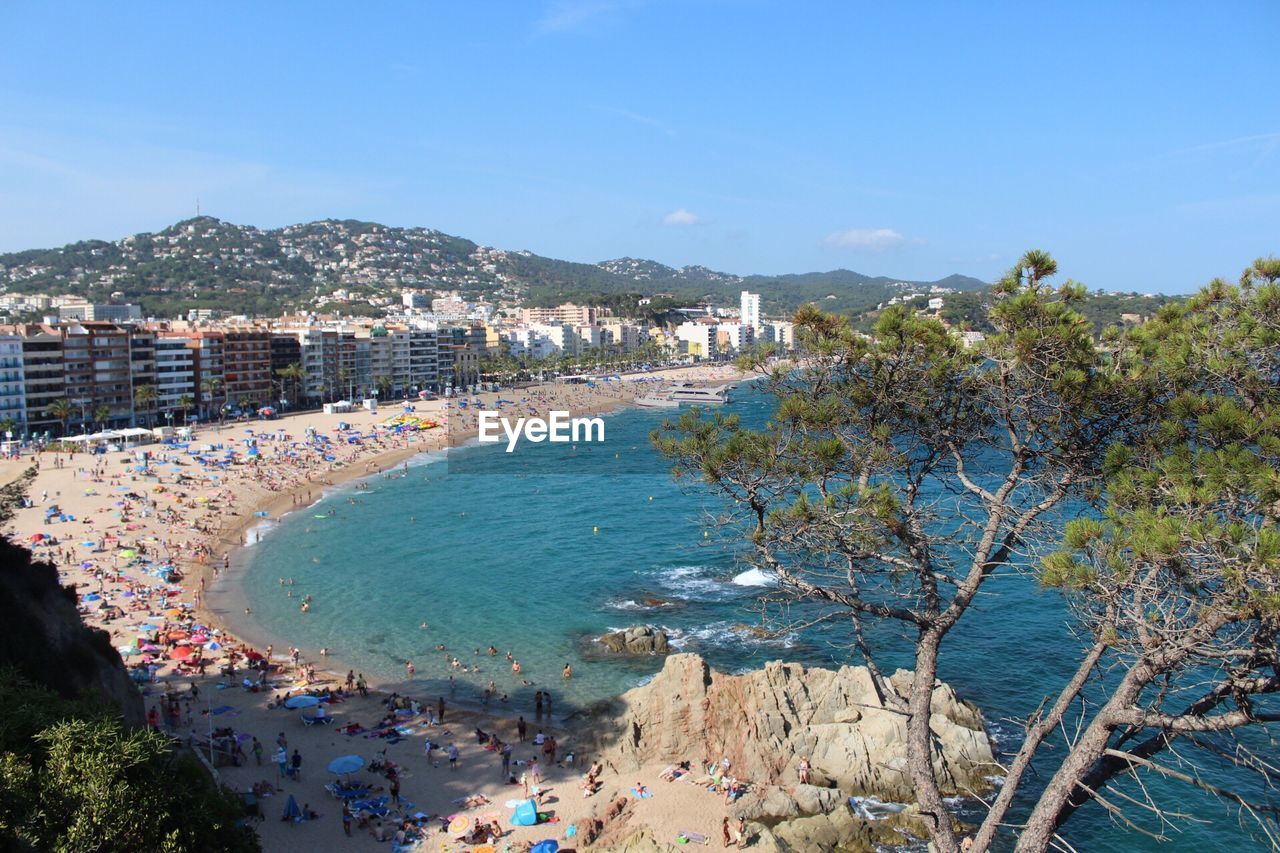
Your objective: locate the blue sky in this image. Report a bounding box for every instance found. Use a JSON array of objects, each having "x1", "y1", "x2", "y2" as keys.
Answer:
[{"x1": 1, "y1": 1, "x2": 1277, "y2": 293}]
